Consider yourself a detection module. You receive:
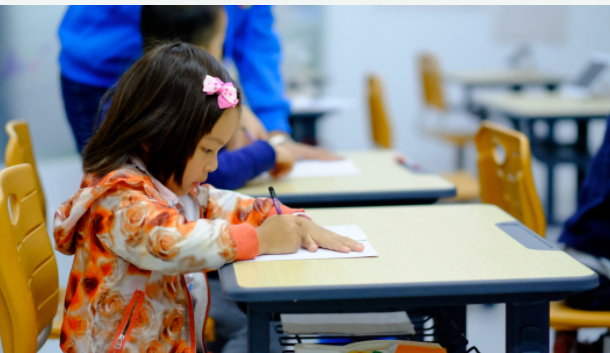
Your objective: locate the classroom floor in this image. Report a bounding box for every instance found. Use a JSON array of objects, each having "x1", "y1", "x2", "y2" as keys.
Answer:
[{"x1": 2, "y1": 154, "x2": 606, "y2": 353}]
